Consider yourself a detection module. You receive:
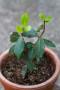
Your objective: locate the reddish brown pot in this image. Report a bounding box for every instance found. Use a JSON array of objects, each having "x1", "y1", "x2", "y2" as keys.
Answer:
[{"x1": 0, "y1": 47, "x2": 60, "y2": 90}]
